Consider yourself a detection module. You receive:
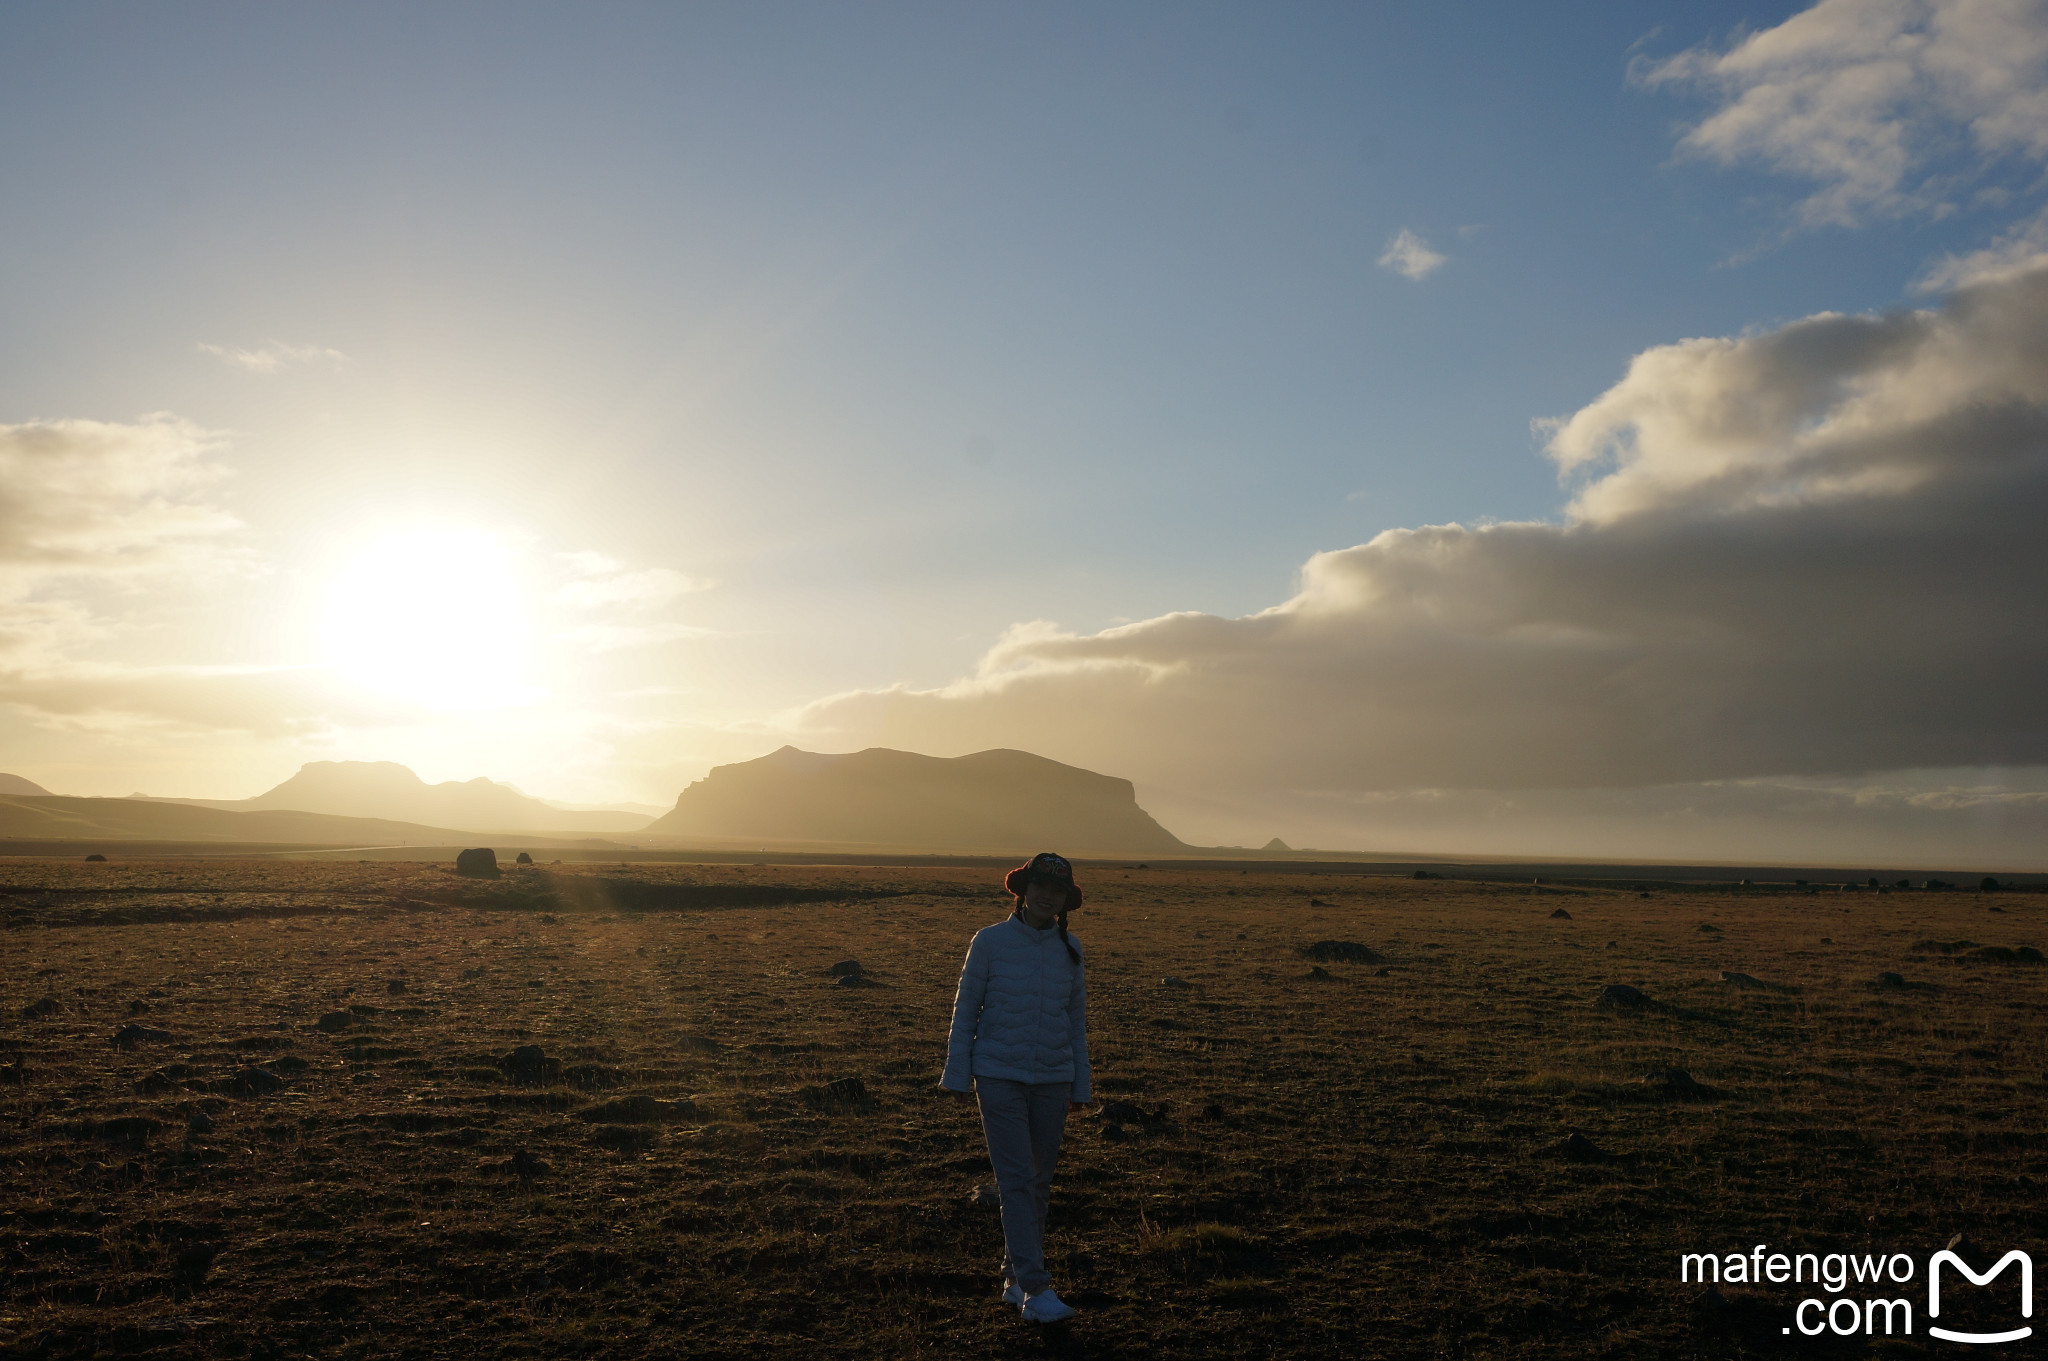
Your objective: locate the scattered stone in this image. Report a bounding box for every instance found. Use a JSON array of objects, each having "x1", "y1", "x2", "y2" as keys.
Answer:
[
  {"x1": 1720, "y1": 971, "x2": 1765, "y2": 989},
  {"x1": 1201, "y1": 1101, "x2": 1226, "y2": 1120},
  {"x1": 315, "y1": 1011, "x2": 354, "y2": 1033},
  {"x1": 111, "y1": 1023, "x2": 175, "y2": 1048},
  {"x1": 0, "y1": 1058, "x2": 27, "y2": 1084},
  {"x1": 1696, "y1": 923, "x2": 1721, "y2": 933},
  {"x1": 971, "y1": 1184, "x2": 1002, "y2": 1208},
  {"x1": 508, "y1": 1148, "x2": 548, "y2": 1180},
  {"x1": 1549, "y1": 908, "x2": 1573, "y2": 920},
  {"x1": 1160, "y1": 976, "x2": 1193, "y2": 989},
  {"x1": 1877, "y1": 971, "x2": 1908, "y2": 988},
  {"x1": 454, "y1": 847, "x2": 500, "y2": 879},
  {"x1": 799, "y1": 1075, "x2": 873, "y2": 1112},
  {"x1": 515, "y1": 852, "x2": 534, "y2": 865},
  {"x1": 224, "y1": 1067, "x2": 285, "y2": 1097},
  {"x1": 20, "y1": 995, "x2": 60, "y2": 1020},
  {"x1": 128, "y1": 999, "x2": 151, "y2": 1015},
  {"x1": 1693, "y1": 1284, "x2": 1728, "y2": 1312},
  {"x1": 187, "y1": 1112, "x2": 215, "y2": 1136},
  {"x1": 500, "y1": 1045, "x2": 561, "y2": 1085},
  {"x1": 575, "y1": 1095, "x2": 700, "y2": 1124},
  {"x1": 172, "y1": 1244, "x2": 219, "y2": 1290},
  {"x1": 1641, "y1": 1067, "x2": 1707, "y2": 1097},
  {"x1": 1100, "y1": 1123, "x2": 1127, "y2": 1142},
  {"x1": 1301, "y1": 940, "x2": 1382, "y2": 964},
  {"x1": 85, "y1": 853, "x2": 107, "y2": 862},
  {"x1": 826, "y1": 960, "x2": 864, "y2": 977},
  {"x1": 387, "y1": 979, "x2": 406, "y2": 994},
  {"x1": 1309, "y1": 898, "x2": 1328, "y2": 907},
  {"x1": 834, "y1": 971, "x2": 877, "y2": 988},
  {"x1": 1947, "y1": 1232, "x2": 1975, "y2": 1258},
  {"x1": 1304, "y1": 966, "x2": 1333, "y2": 981},
  {"x1": 1560, "y1": 1131, "x2": 1606, "y2": 1162},
  {"x1": 1374, "y1": 967, "x2": 1391, "y2": 977},
  {"x1": 1596, "y1": 984, "x2": 1649, "y2": 1008}
]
